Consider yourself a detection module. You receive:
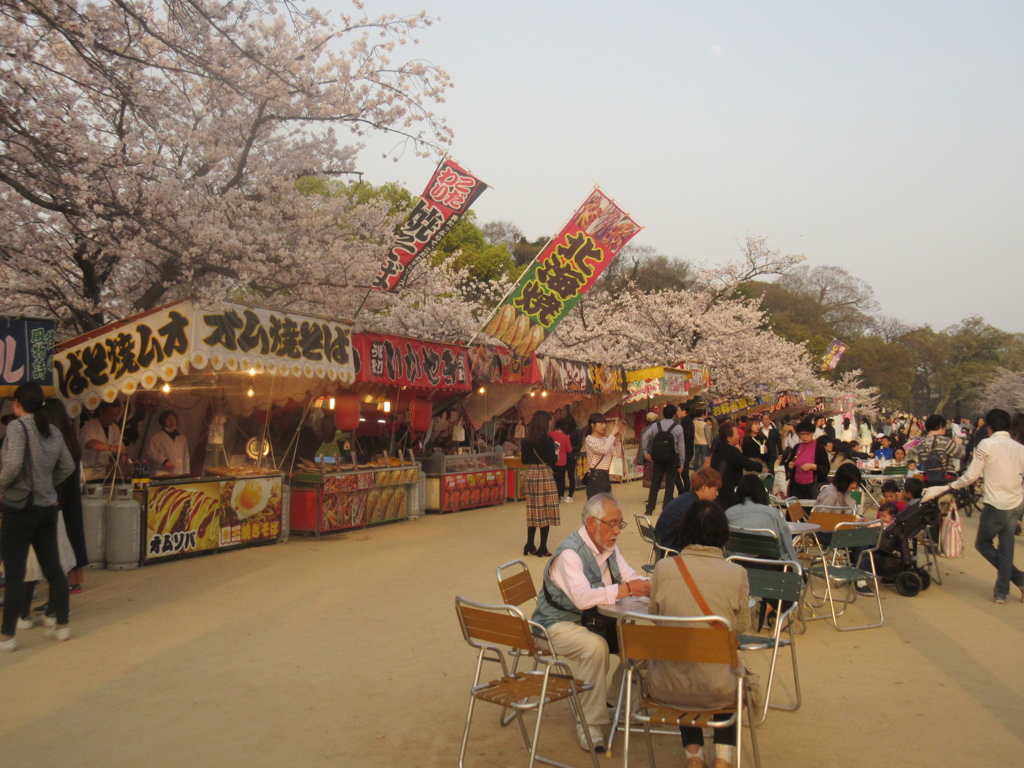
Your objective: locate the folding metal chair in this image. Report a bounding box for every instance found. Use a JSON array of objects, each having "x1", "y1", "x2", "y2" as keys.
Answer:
[
  {"x1": 455, "y1": 597, "x2": 600, "y2": 768},
  {"x1": 496, "y1": 560, "x2": 541, "y2": 726},
  {"x1": 726, "y1": 527, "x2": 783, "y2": 561},
  {"x1": 806, "y1": 522, "x2": 884, "y2": 631},
  {"x1": 616, "y1": 612, "x2": 761, "y2": 768},
  {"x1": 785, "y1": 497, "x2": 807, "y2": 523},
  {"x1": 758, "y1": 473, "x2": 774, "y2": 495},
  {"x1": 633, "y1": 513, "x2": 677, "y2": 575},
  {"x1": 728, "y1": 556, "x2": 803, "y2": 724}
]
